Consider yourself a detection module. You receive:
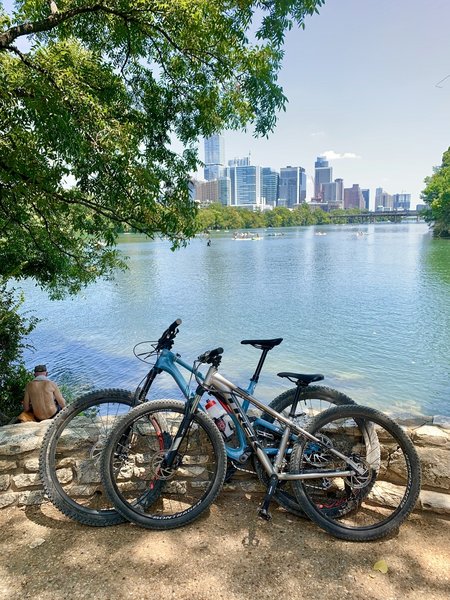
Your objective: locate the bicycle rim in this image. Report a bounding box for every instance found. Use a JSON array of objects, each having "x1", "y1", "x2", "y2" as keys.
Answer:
[
  {"x1": 39, "y1": 389, "x2": 134, "y2": 526},
  {"x1": 101, "y1": 400, "x2": 227, "y2": 529},
  {"x1": 290, "y1": 405, "x2": 421, "y2": 541}
]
